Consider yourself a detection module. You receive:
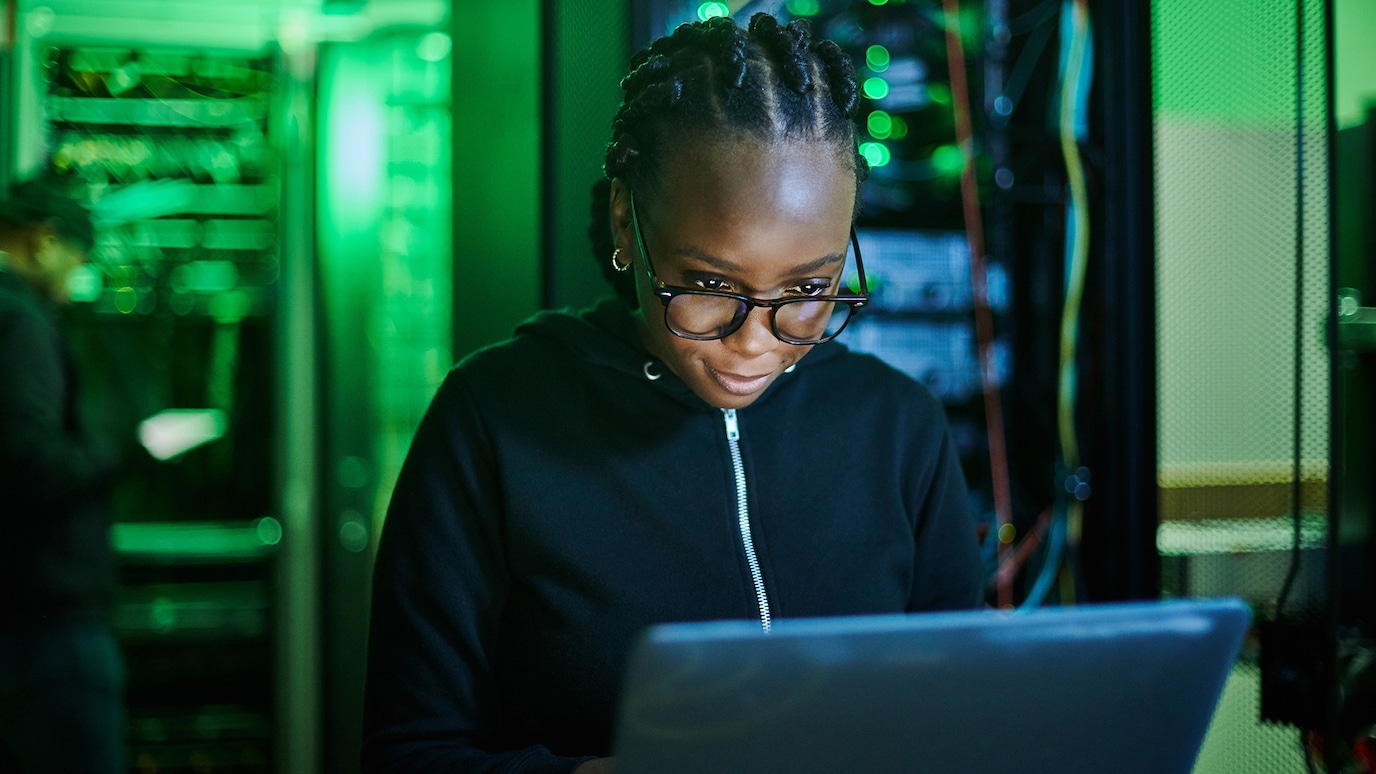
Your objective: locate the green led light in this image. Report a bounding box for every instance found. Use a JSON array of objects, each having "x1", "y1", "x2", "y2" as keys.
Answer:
[
  {"x1": 890, "y1": 115, "x2": 909, "y2": 139},
  {"x1": 416, "y1": 31, "x2": 452, "y2": 63},
  {"x1": 928, "y1": 82, "x2": 952, "y2": 106},
  {"x1": 182, "y1": 260, "x2": 239, "y2": 293},
  {"x1": 115, "y1": 286, "x2": 138, "y2": 314},
  {"x1": 256, "y1": 517, "x2": 284, "y2": 547},
  {"x1": 209, "y1": 290, "x2": 250, "y2": 324},
  {"x1": 862, "y1": 77, "x2": 890, "y2": 100},
  {"x1": 867, "y1": 110, "x2": 893, "y2": 139},
  {"x1": 785, "y1": 0, "x2": 820, "y2": 15},
  {"x1": 931, "y1": 144, "x2": 964, "y2": 175},
  {"x1": 865, "y1": 45, "x2": 891, "y2": 72},
  {"x1": 111, "y1": 520, "x2": 280, "y2": 559},
  {"x1": 867, "y1": 0, "x2": 889, "y2": 5},
  {"x1": 698, "y1": 2, "x2": 729, "y2": 20},
  {"x1": 65, "y1": 264, "x2": 103, "y2": 303},
  {"x1": 859, "y1": 141, "x2": 891, "y2": 168}
]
